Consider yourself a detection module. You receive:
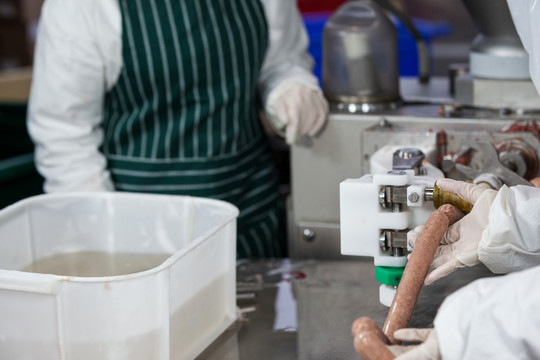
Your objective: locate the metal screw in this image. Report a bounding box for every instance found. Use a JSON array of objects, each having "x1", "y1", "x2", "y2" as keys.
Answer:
[
  {"x1": 379, "y1": 232, "x2": 388, "y2": 251},
  {"x1": 302, "y1": 228, "x2": 316, "y2": 242},
  {"x1": 379, "y1": 188, "x2": 388, "y2": 208},
  {"x1": 440, "y1": 154, "x2": 456, "y2": 173},
  {"x1": 397, "y1": 148, "x2": 422, "y2": 160},
  {"x1": 408, "y1": 192, "x2": 419, "y2": 203},
  {"x1": 440, "y1": 103, "x2": 456, "y2": 117},
  {"x1": 378, "y1": 118, "x2": 392, "y2": 128}
]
